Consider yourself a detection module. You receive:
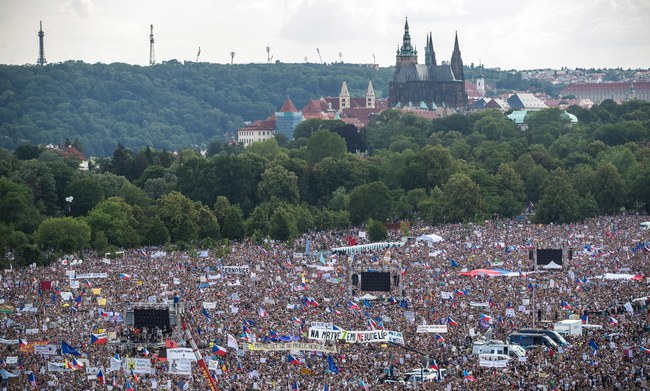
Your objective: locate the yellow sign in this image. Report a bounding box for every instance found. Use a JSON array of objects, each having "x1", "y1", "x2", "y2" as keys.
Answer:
[
  {"x1": 97, "y1": 298, "x2": 107, "y2": 306},
  {"x1": 91, "y1": 288, "x2": 101, "y2": 295}
]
